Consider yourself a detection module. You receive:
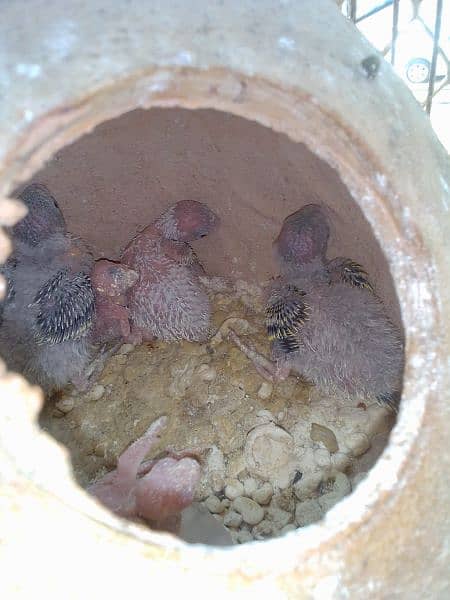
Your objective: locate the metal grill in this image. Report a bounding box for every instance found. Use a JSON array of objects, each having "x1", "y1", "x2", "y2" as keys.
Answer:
[{"x1": 344, "y1": 0, "x2": 448, "y2": 115}]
